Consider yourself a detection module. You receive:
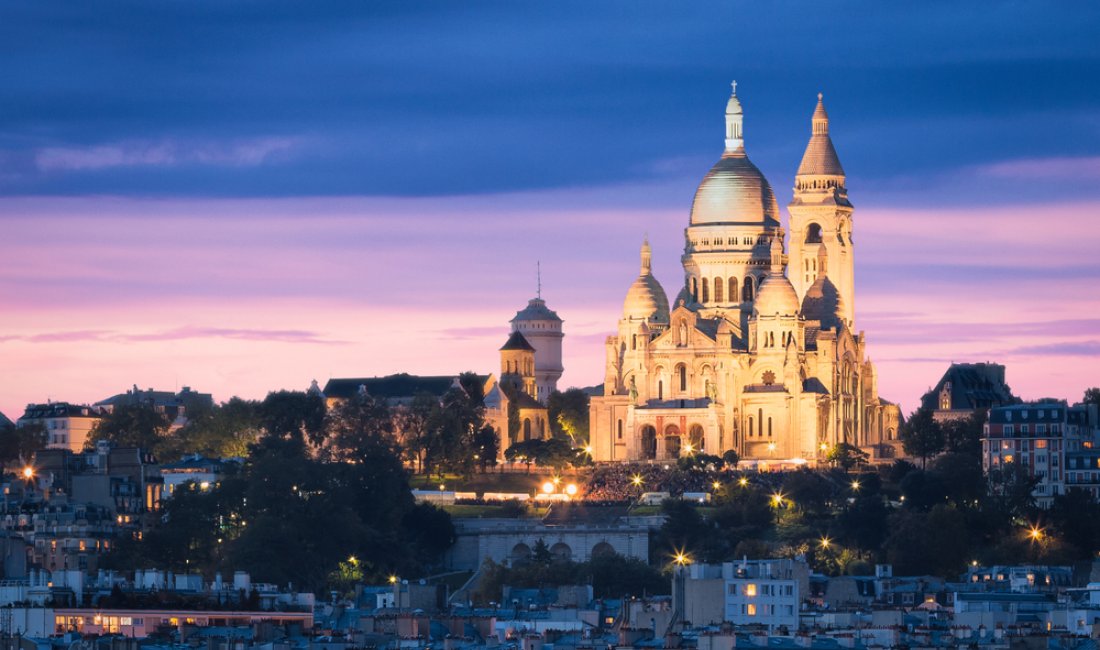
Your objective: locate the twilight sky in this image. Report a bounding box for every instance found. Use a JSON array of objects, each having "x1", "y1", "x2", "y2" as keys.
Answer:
[{"x1": 2, "y1": 2, "x2": 1100, "y2": 418}]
